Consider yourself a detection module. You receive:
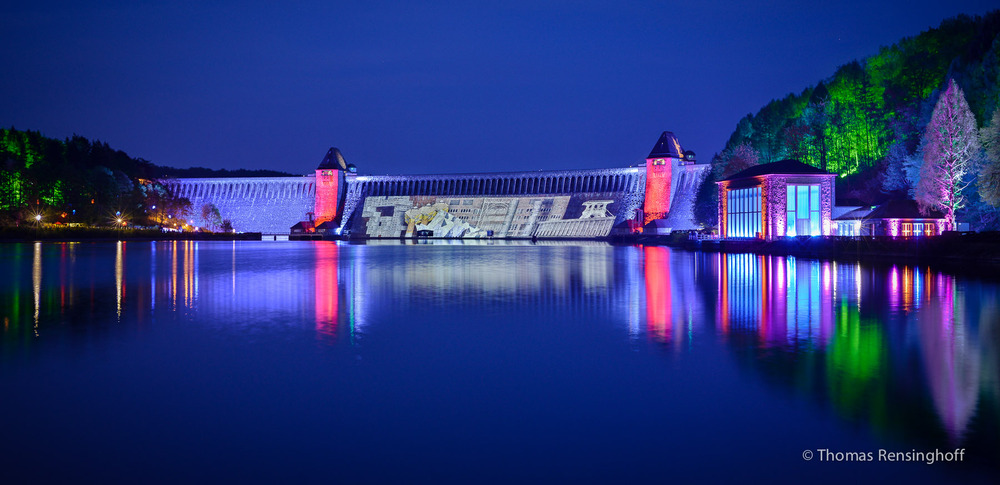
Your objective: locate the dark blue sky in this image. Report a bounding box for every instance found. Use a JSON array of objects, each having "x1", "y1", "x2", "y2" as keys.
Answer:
[{"x1": 3, "y1": 1, "x2": 997, "y2": 175}]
